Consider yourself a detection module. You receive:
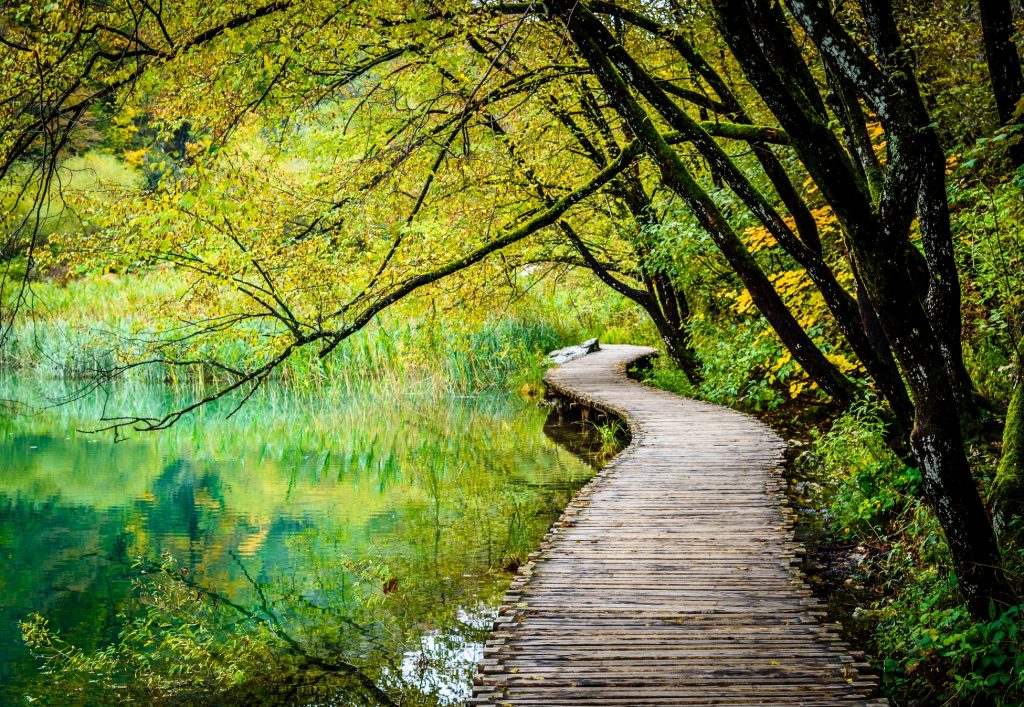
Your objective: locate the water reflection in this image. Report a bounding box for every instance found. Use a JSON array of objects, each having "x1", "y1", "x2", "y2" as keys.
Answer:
[{"x1": 0, "y1": 380, "x2": 595, "y2": 704}]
